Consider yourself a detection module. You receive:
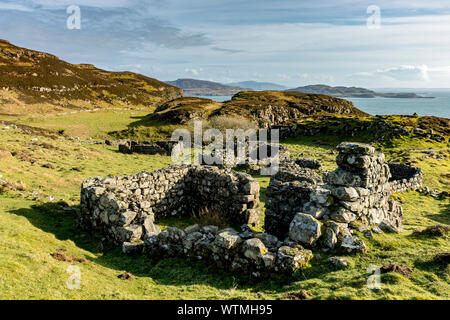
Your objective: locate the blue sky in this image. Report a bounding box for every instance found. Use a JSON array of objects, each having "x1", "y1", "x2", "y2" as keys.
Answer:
[{"x1": 1, "y1": 0, "x2": 450, "y2": 88}]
